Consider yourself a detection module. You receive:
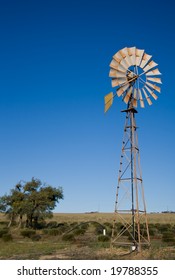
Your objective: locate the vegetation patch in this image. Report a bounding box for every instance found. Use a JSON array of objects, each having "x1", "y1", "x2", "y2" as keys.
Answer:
[
  {"x1": 2, "y1": 233, "x2": 13, "y2": 242},
  {"x1": 0, "y1": 228, "x2": 9, "y2": 238},
  {"x1": 20, "y1": 229, "x2": 36, "y2": 238},
  {"x1": 62, "y1": 233, "x2": 75, "y2": 242}
]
